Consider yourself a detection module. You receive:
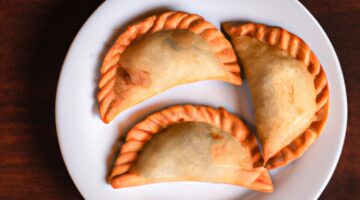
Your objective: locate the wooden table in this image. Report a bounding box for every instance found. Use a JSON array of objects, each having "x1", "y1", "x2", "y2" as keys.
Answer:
[{"x1": 0, "y1": 1, "x2": 358, "y2": 199}]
